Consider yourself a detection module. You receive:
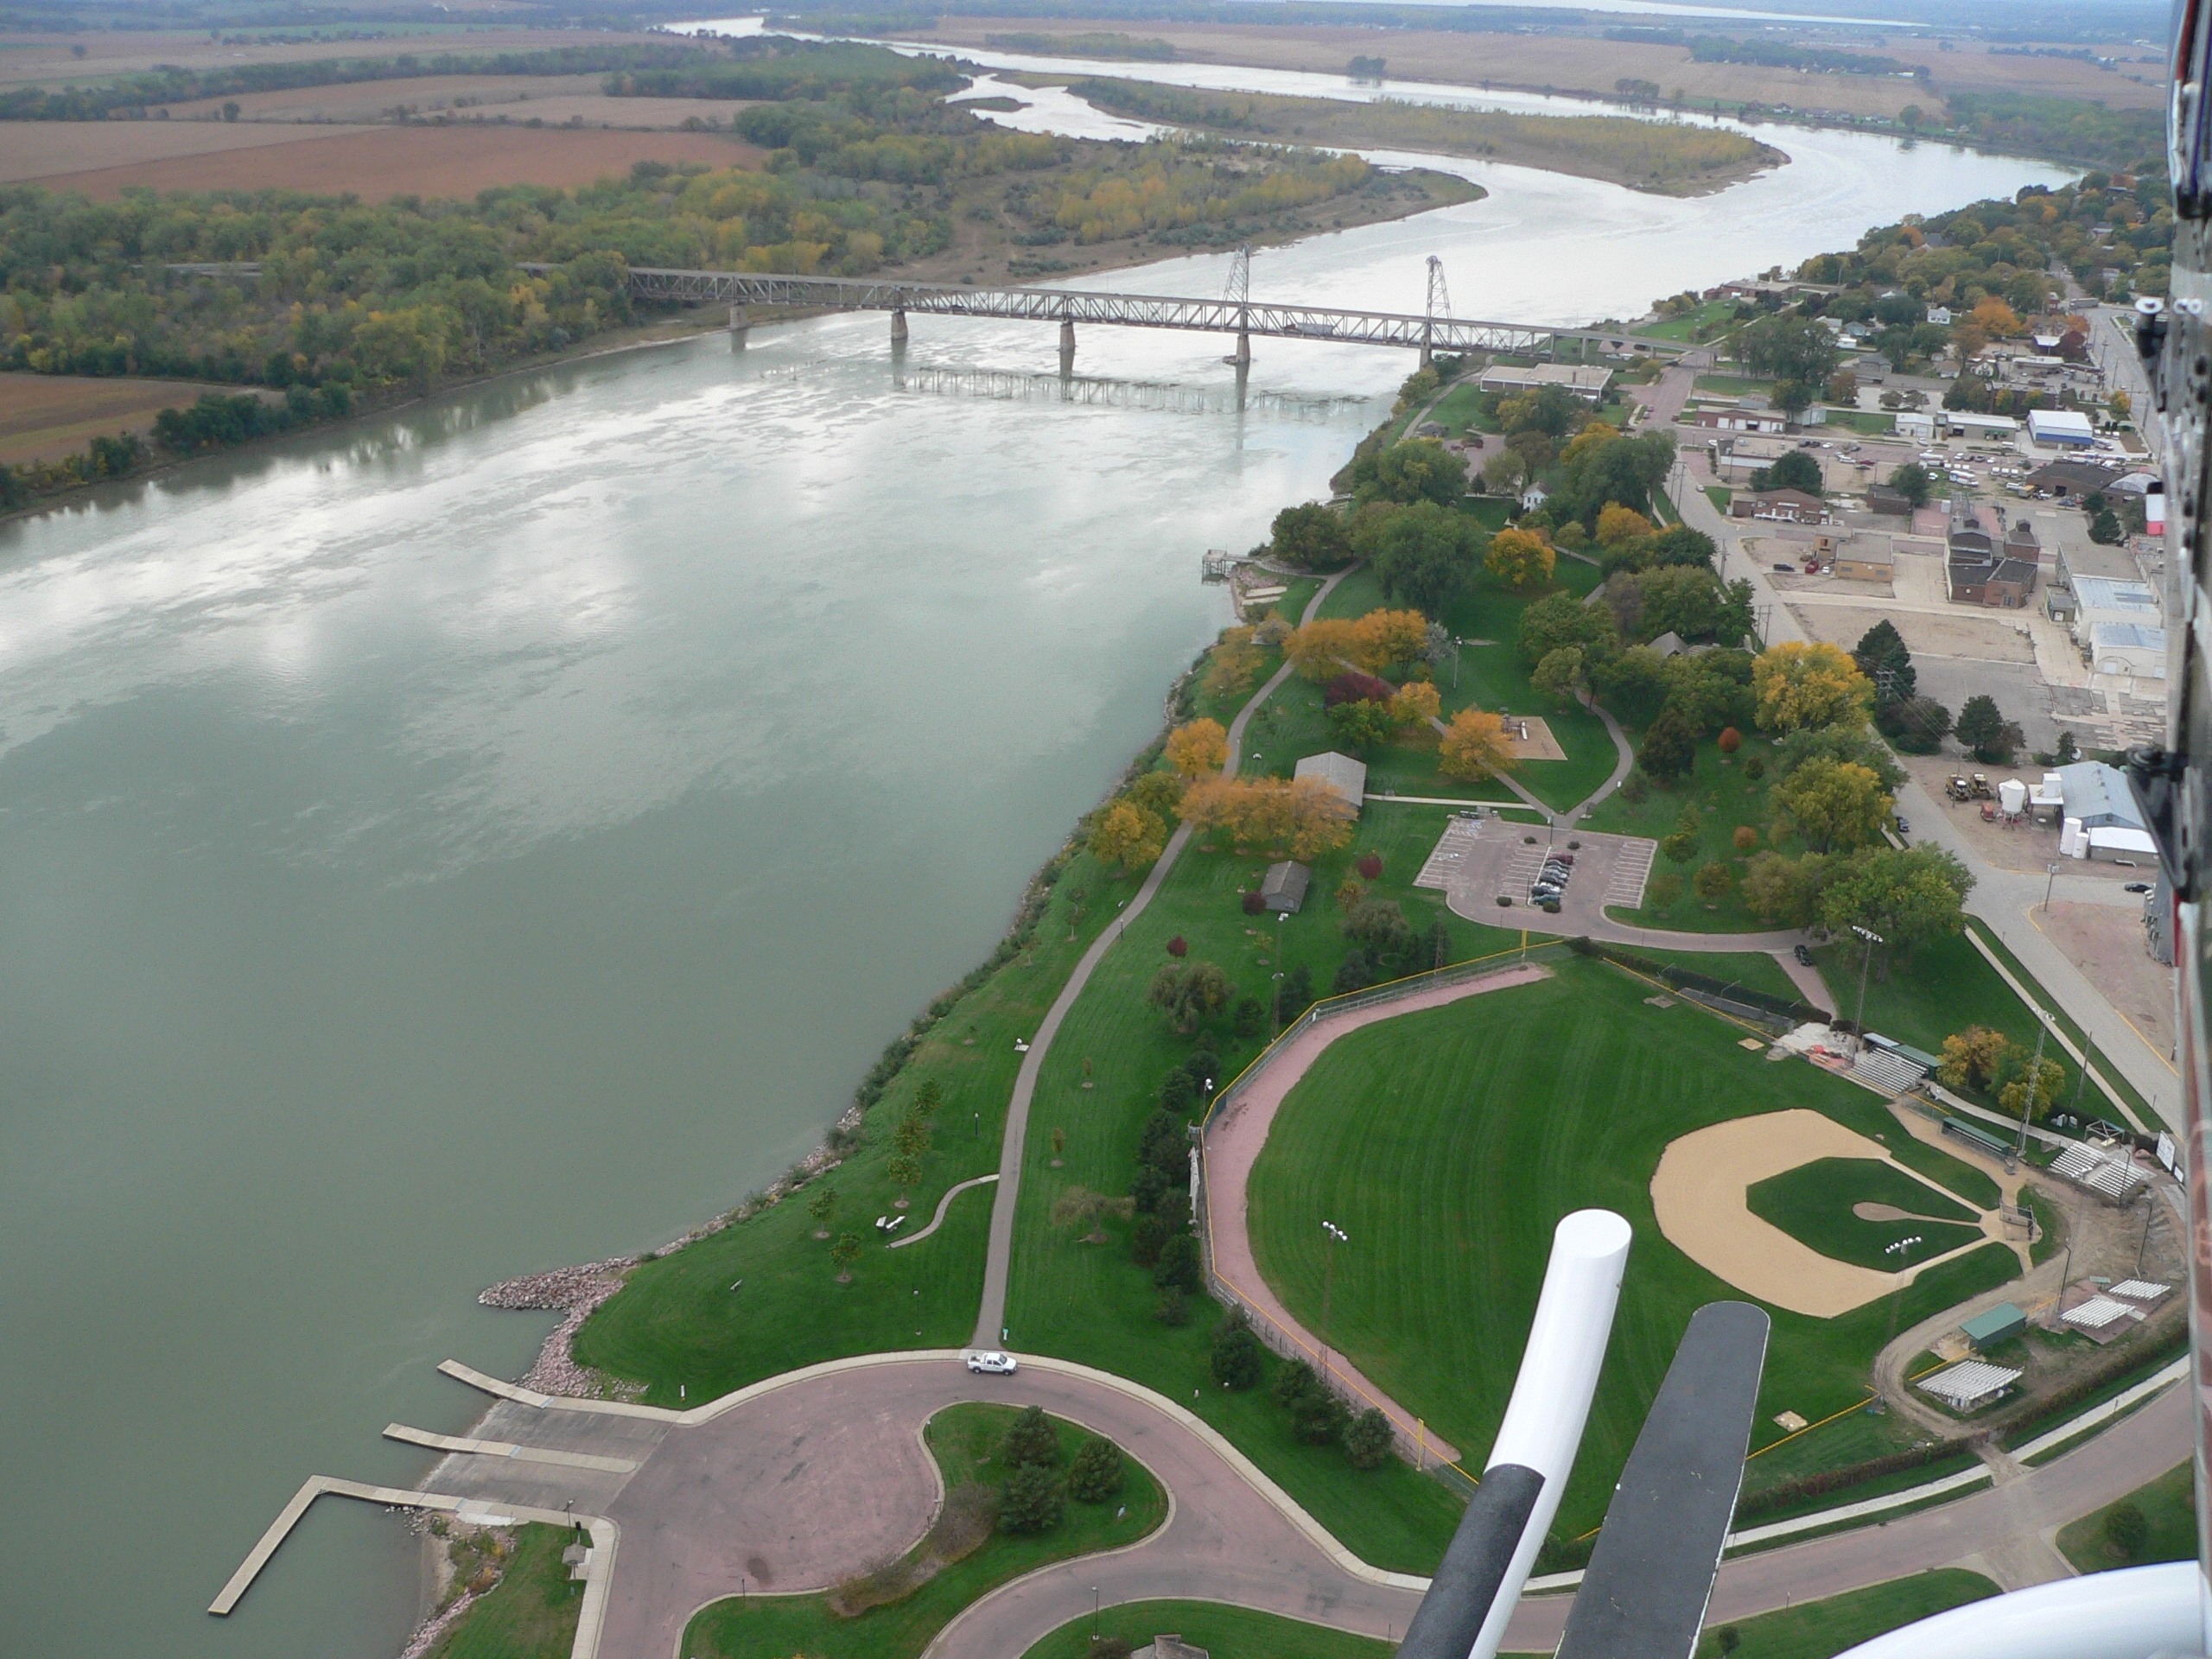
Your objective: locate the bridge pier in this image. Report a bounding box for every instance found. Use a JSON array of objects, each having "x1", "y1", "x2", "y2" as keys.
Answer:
[
  {"x1": 1058, "y1": 317, "x2": 1076, "y2": 365},
  {"x1": 890, "y1": 308, "x2": 908, "y2": 346},
  {"x1": 1232, "y1": 328, "x2": 1250, "y2": 370},
  {"x1": 728, "y1": 303, "x2": 748, "y2": 347}
]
